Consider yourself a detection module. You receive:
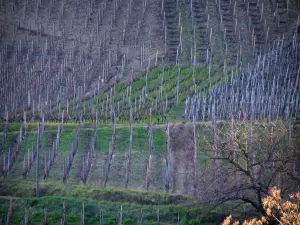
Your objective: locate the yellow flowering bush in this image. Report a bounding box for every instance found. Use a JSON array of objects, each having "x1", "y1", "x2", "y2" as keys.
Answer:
[{"x1": 222, "y1": 187, "x2": 300, "y2": 225}]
